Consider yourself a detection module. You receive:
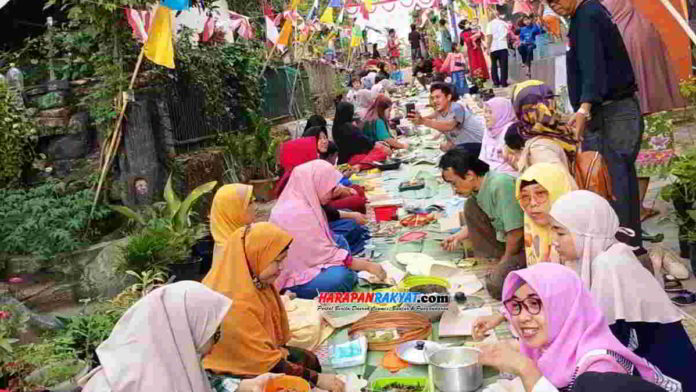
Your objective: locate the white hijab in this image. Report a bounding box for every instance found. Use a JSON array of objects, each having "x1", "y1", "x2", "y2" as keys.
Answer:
[
  {"x1": 549, "y1": 191, "x2": 681, "y2": 325},
  {"x1": 80, "y1": 281, "x2": 232, "y2": 392}
]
